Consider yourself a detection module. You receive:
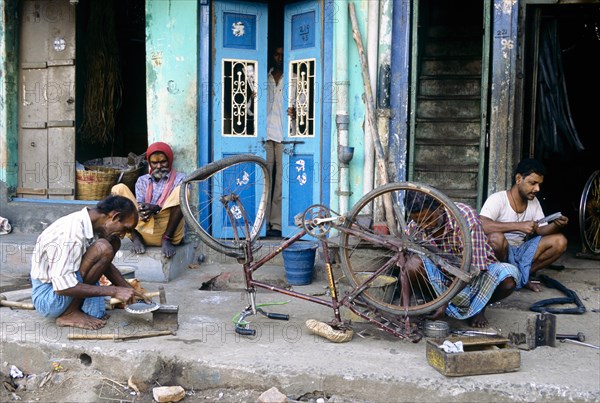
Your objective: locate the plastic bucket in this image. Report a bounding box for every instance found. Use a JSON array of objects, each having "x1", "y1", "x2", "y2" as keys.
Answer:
[{"x1": 282, "y1": 243, "x2": 318, "y2": 285}]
